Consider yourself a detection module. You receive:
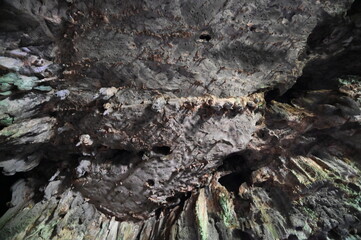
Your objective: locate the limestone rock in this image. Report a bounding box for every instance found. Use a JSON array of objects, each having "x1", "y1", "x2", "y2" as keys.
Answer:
[{"x1": 0, "y1": 0, "x2": 360, "y2": 239}]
